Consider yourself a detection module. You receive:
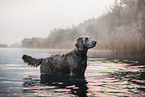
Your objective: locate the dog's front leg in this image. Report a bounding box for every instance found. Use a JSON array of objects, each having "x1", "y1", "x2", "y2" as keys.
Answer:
[
  {"x1": 70, "y1": 69, "x2": 77, "y2": 76},
  {"x1": 70, "y1": 69, "x2": 79, "y2": 76},
  {"x1": 70, "y1": 71, "x2": 73, "y2": 76}
]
